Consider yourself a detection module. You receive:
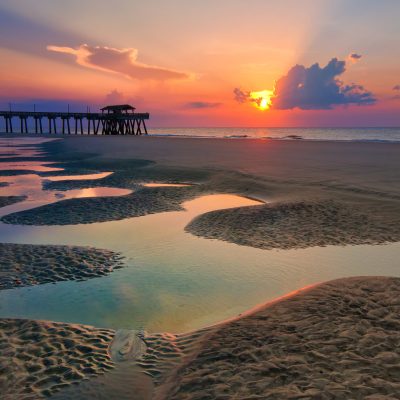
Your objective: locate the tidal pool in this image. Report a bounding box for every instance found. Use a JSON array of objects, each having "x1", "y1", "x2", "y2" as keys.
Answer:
[
  {"x1": 0, "y1": 173, "x2": 131, "y2": 218},
  {"x1": 0, "y1": 138, "x2": 399, "y2": 334}
]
